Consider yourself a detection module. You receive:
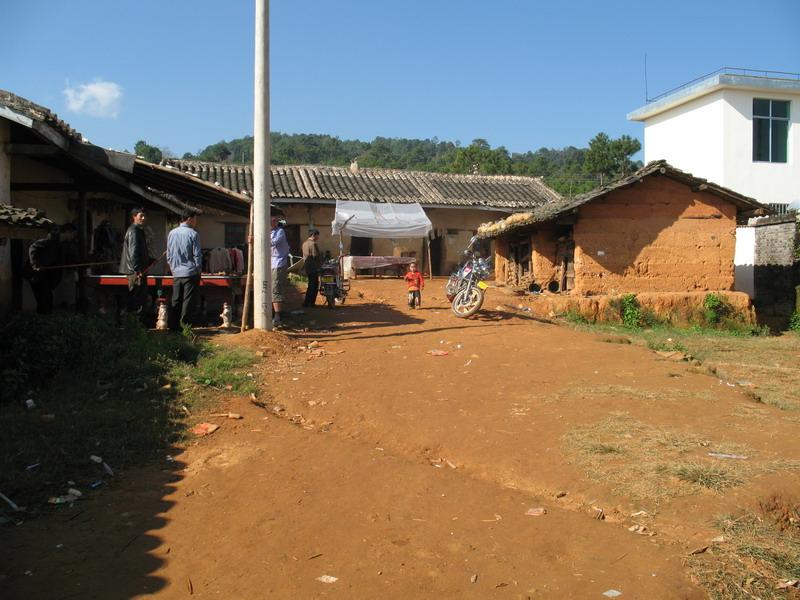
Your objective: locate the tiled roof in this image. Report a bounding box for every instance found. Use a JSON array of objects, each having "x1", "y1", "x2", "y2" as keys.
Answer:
[
  {"x1": 0, "y1": 204, "x2": 55, "y2": 230},
  {"x1": 160, "y1": 159, "x2": 562, "y2": 210},
  {"x1": 478, "y1": 160, "x2": 769, "y2": 238},
  {"x1": 0, "y1": 89, "x2": 84, "y2": 142}
]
